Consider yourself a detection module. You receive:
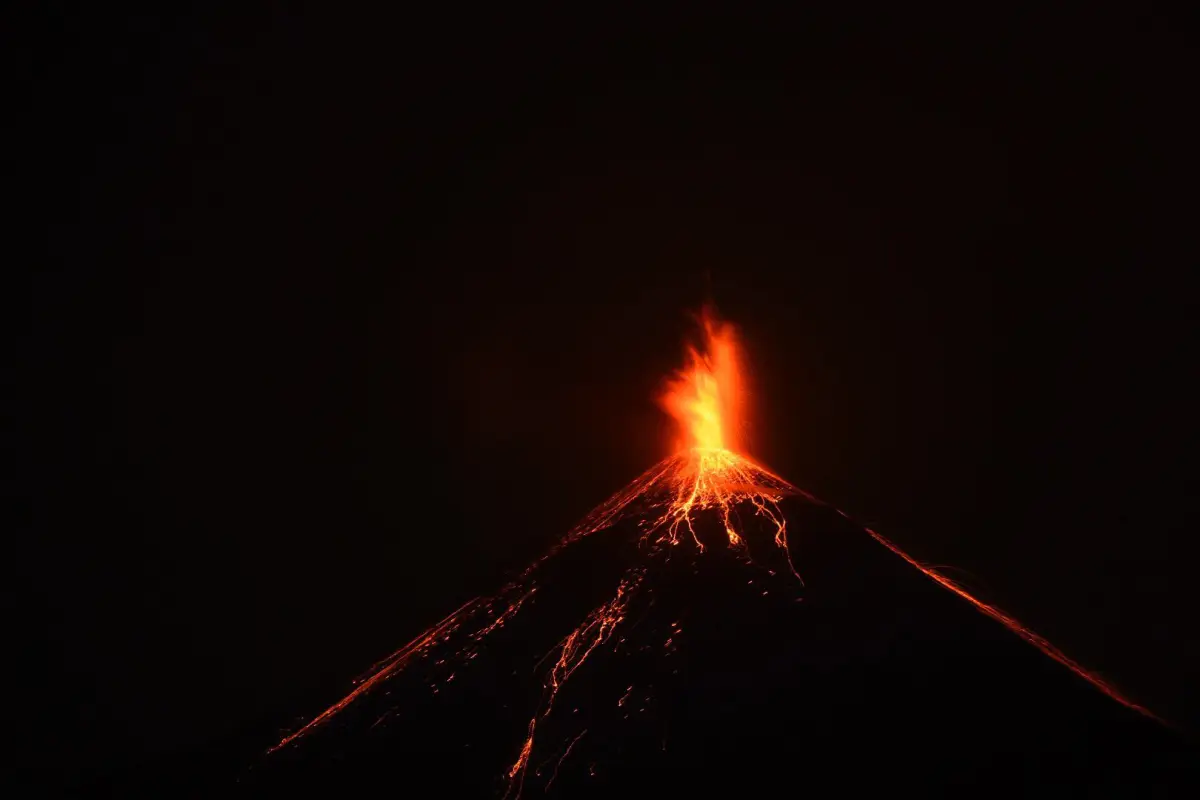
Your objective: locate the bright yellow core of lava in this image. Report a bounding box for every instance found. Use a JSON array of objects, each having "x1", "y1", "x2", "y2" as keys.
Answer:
[{"x1": 659, "y1": 308, "x2": 745, "y2": 454}]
